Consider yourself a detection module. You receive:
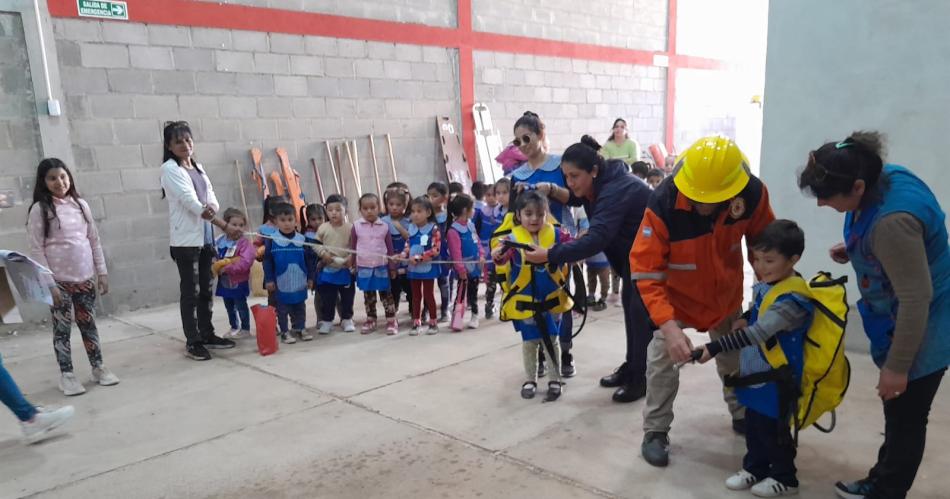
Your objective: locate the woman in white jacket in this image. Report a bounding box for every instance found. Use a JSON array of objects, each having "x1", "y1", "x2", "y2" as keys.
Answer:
[{"x1": 160, "y1": 121, "x2": 236, "y2": 360}]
